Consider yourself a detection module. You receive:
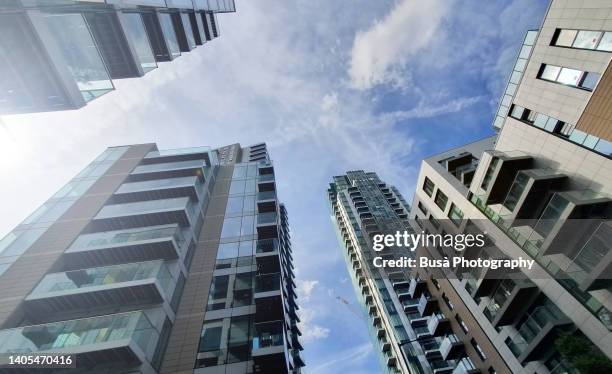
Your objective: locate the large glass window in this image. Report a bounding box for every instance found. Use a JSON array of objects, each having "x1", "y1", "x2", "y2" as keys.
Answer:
[
  {"x1": 43, "y1": 14, "x2": 113, "y2": 101},
  {"x1": 199, "y1": 320, "x2": 223, "y2": 352},
  {"x1": 225, "y1": 197, "x2": 243, "y2": 215},
  {"x1": 121, "y1": 13, "x2": 156, "y2": 73},
  {"x1": 552, "y1": 28, "x2": 612, "y2": 52},
  {"x1": 573, "y1": 30, "x2": 601, "y2": 49},
  {"x1": 538, "y1": 64, "x2": 599, "y2": 91},
  {"x1": 229, "y1": 180, "x2": 245, "y2": 195},
  {"x1": 216, "y1": 242, "x2": 239, "y2": 259},
  {"x1": 158, "y1": 13, "x2": 180, "y2": 58},
  {"x1": 220, "y1": 217, "x2": 241, "y2": 238}
]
